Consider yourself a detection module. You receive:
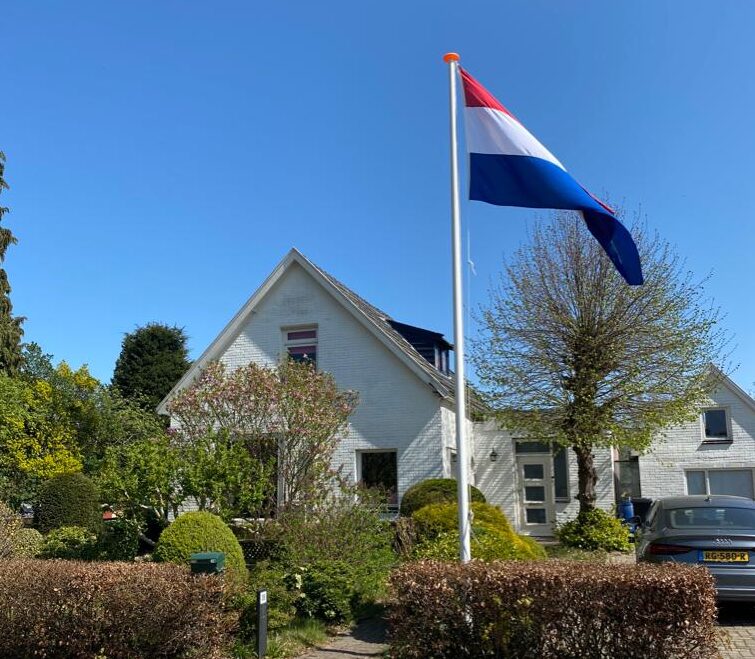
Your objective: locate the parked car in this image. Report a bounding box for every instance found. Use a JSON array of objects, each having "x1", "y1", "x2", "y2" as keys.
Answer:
[{"x1": 635, "y1": 495, "x2": 755, "y2": 602}]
